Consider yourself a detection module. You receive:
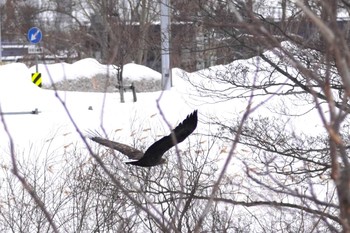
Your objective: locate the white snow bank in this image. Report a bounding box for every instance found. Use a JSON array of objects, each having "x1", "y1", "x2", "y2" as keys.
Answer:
[
  {"x1": 0, "y1": 63, "x2": 42, "y2": 112},
  {"x1": 122, "y1": 63, "x2": 161, "y2": 81},
  {"x1": 29, "y1": 58, "x2": 161, "y2": 86},
  {"x1": 29, "y1": 58, "x2": 117, "y2": 85}
]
